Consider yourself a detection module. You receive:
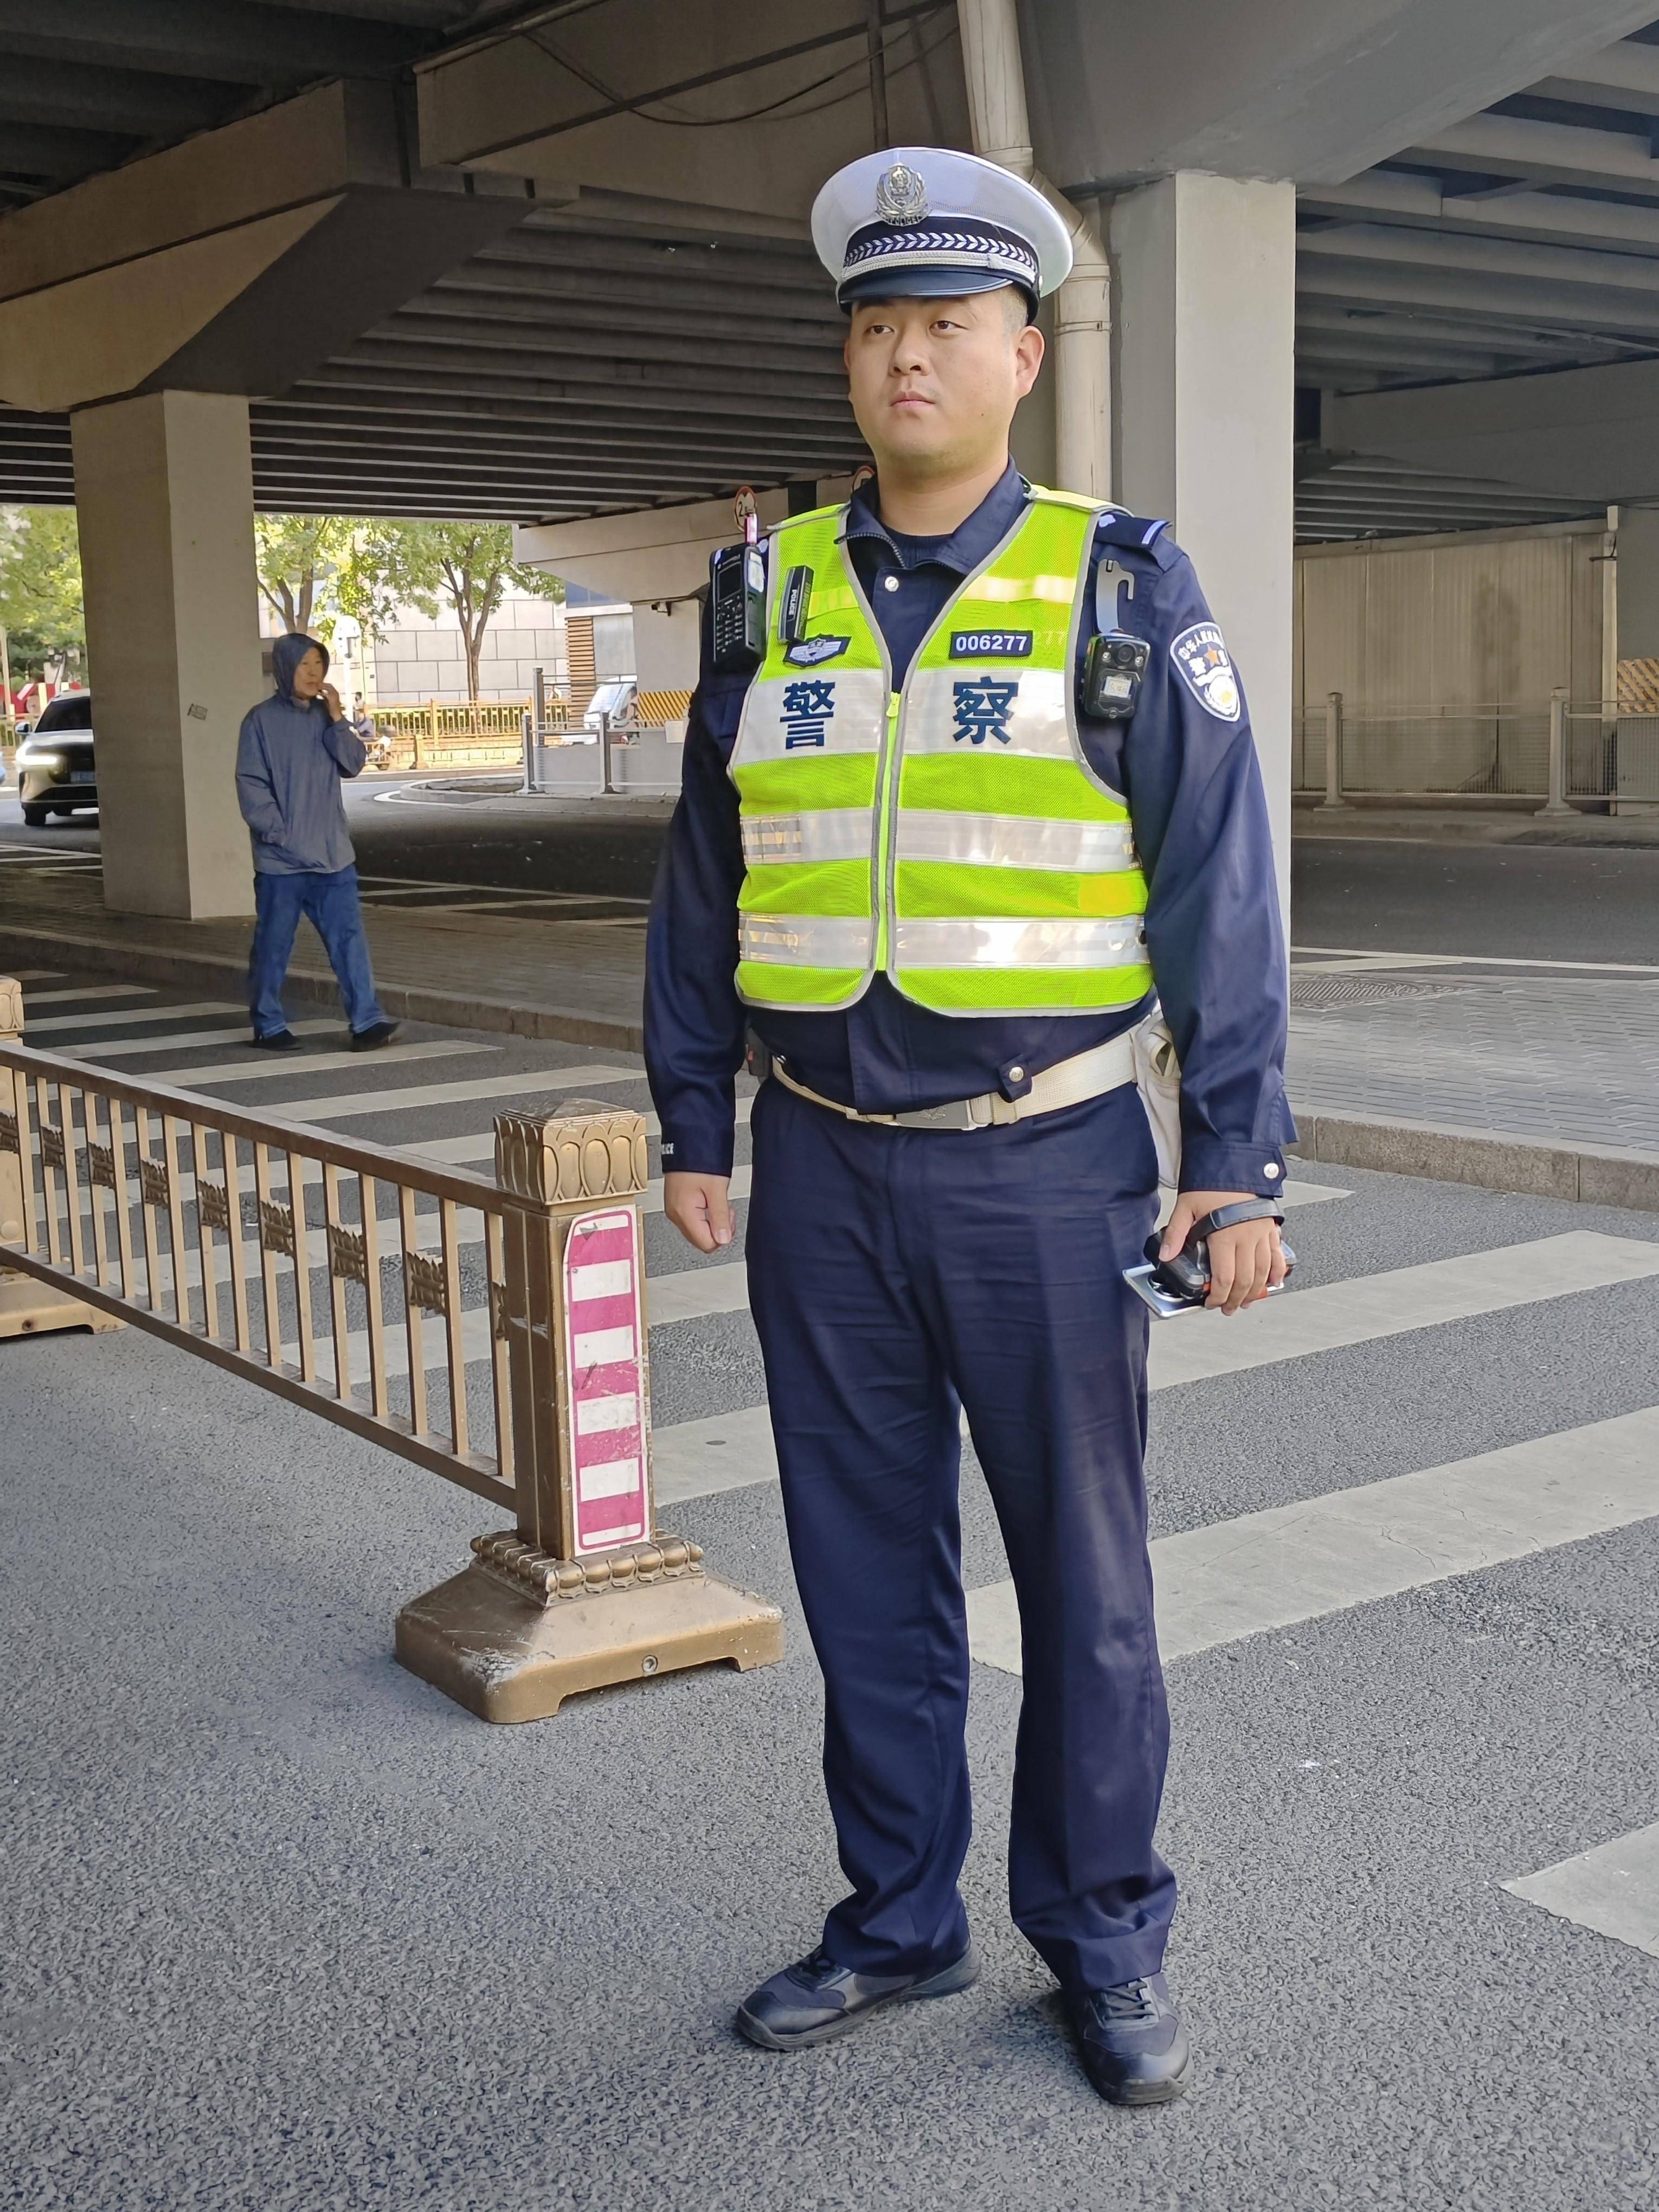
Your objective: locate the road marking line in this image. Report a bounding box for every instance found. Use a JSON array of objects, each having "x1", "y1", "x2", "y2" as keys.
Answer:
[
  {"x1": 1147, "y1": 1230, "x2": 1659, "y2": 1391},
  {"x1": 648, "y1": 1231, "x2": 1659, "y2": 1503},
  {"x1": 24, "y1": 1000, "x2": 244, "y2": 1034},
  {"x1": 1502, "y1": 1822, "x2": 1659, "y2": 1960},
  {"x1": 641, "y1": 1179, "x2": 1346, "y2": 1329},
  {"x1": 271, "y1": 1063, "x2": 642, "y2": 1122},
  {"x1": 22, "y1": 985, "x2": 156, "y2": 1006},
  {"x1": 1291, "y1": 943, "x2": 1659, "y2": 979},
  {"x1": 654, "y1": 1406, "x2": 781, "y2": 1506},
  {"x1": 59, "y1": 1019, "x2": 337, "y2": 1060},
  {"x1": 136, "y1": 1039, "x2": 488, "y2": 1089},
  {"x1": 966, "y1": 1406, "x2": 1659, "y2": 1675}
]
